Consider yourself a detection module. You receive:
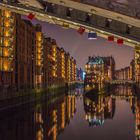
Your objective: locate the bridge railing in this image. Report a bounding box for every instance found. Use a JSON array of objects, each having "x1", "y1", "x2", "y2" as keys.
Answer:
[
  {"x1": 71, "y1": 0, "x2": 140, "y2": 19},
  {"x1": 45, "y1": 1, "x2": 140, "y2": 42}
]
